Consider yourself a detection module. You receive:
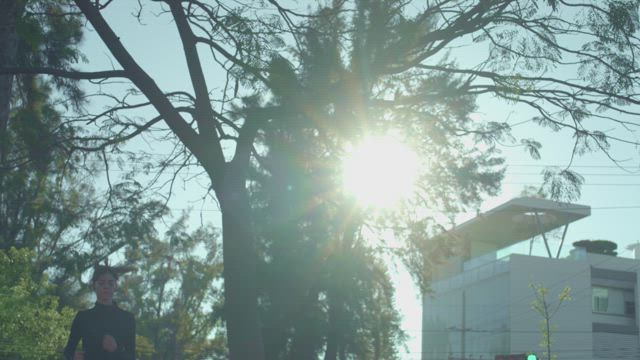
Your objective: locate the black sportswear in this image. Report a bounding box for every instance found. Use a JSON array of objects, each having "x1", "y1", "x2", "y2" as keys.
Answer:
[{"x1": 63, "y1": 302, "x2": 135, "y2": 360}]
